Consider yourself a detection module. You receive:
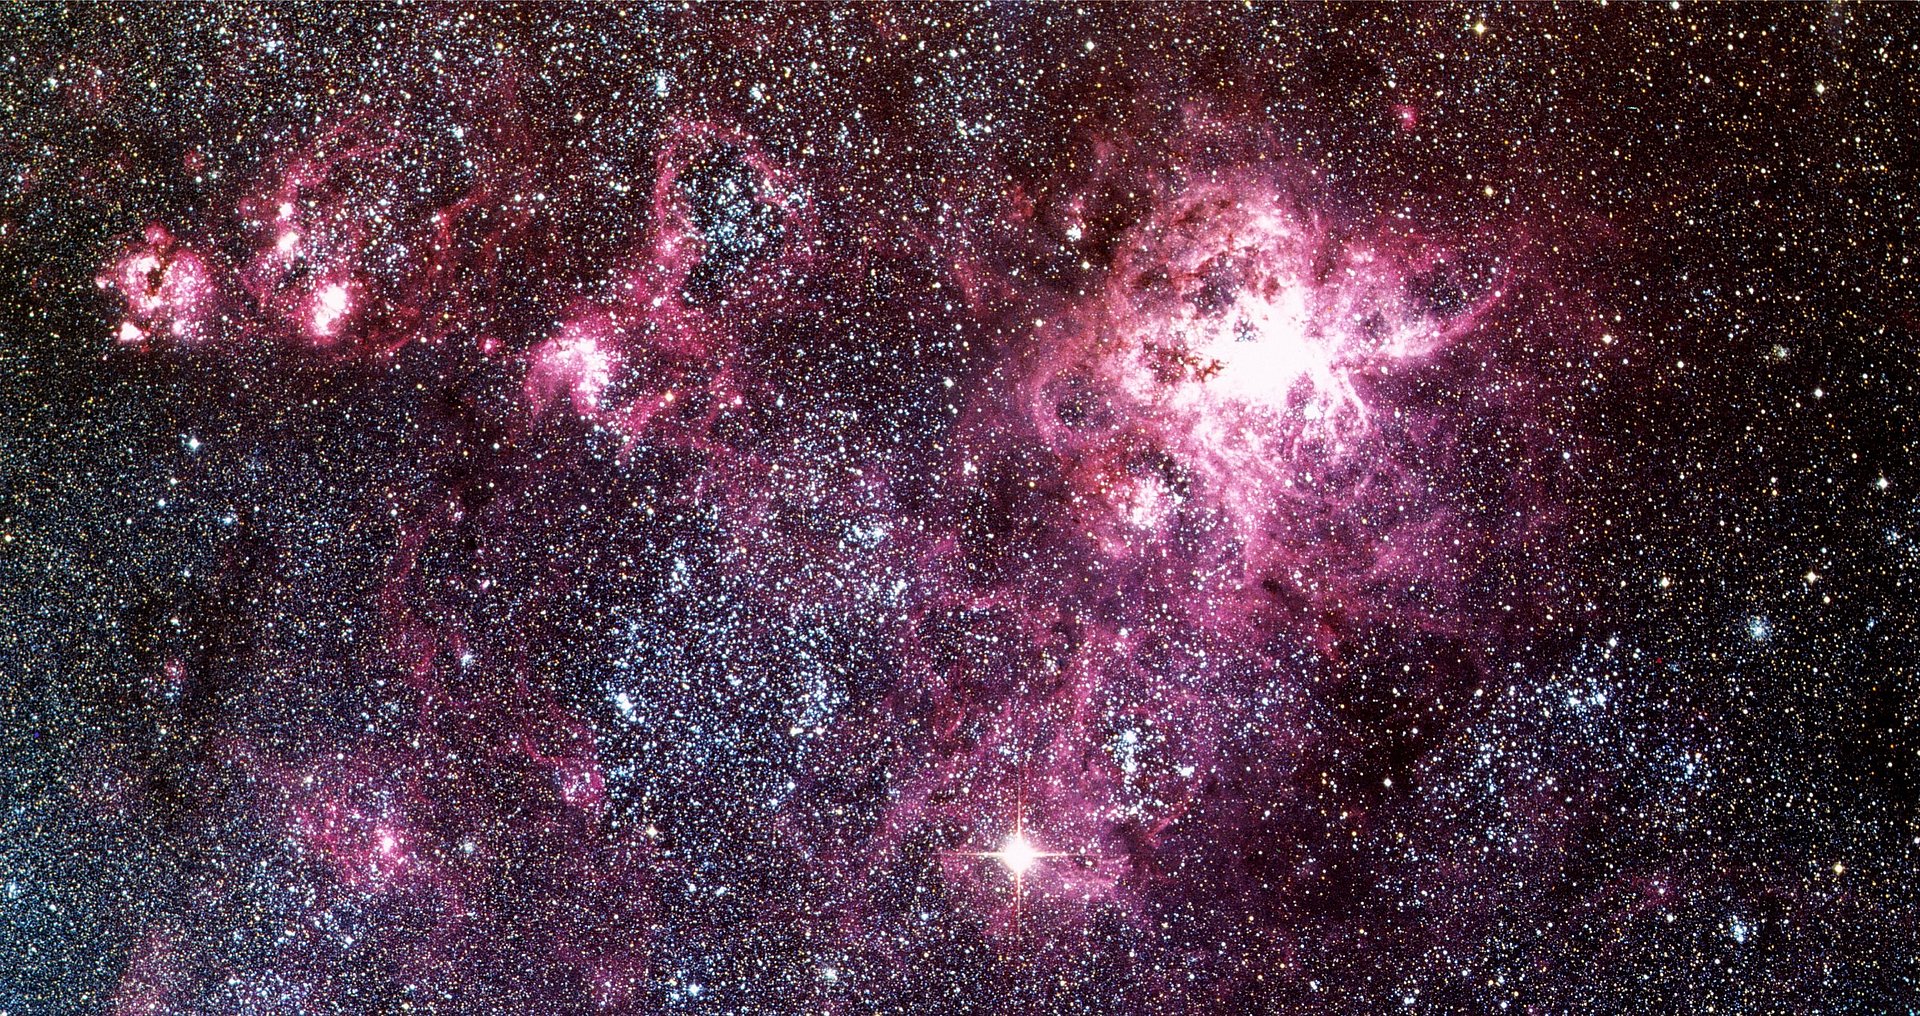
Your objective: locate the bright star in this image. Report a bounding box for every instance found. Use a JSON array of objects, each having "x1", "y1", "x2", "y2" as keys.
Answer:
[{"x1": 990, "y1": 832, "x2": 1043, "y2": 876}]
